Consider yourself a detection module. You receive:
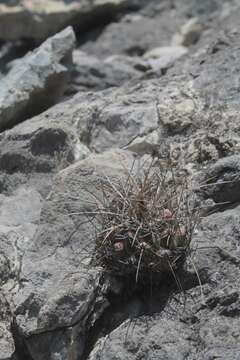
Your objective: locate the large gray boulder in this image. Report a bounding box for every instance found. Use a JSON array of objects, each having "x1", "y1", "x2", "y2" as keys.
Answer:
[
  {"x1": 12, "y1": 150, "x2": 135, "y2": 360},
  {"x1": 0, "y1": 26, "x2": 75, "y2": 131},
  {"x1": 0, "y1": 187, "x2": 43, "y2": 360}
]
